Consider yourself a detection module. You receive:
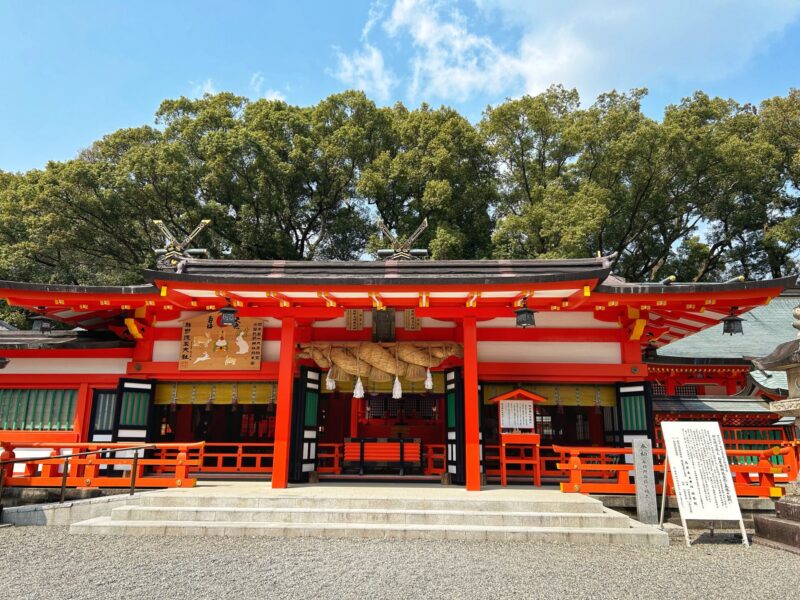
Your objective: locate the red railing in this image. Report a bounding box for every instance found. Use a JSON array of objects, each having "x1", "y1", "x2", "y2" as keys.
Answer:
[
  {"x1": 0, "y1": 441, "x2": 203, "y2": 489},
  {"x1": 314, "y1": 443, "x2": 447, "y2": 476},
  {"x1": 553, "y1": 444, "x2": 799, "y2": 498},
  {"x1": 317, "y1": 443, "x2": 341, "y2": 474},
  {"x1": 425, "y1": 444, "x2": 446, "y2": 476},
  {"x1": 152, "y1": 443, "x2": 275, "y2": 474},
  {"x1": 484, "y1": 444, "x2": 562, "y2": 479},
  {"x1": 4, "y1": 436, "x2": 794, "y2": 500}
]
